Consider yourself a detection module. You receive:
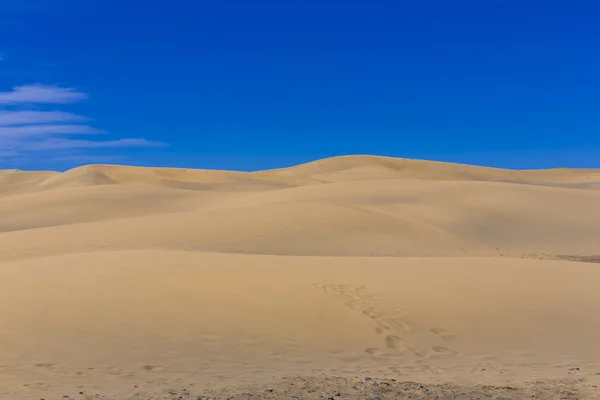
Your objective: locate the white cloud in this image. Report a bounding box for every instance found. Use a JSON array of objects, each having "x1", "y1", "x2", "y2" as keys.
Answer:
[
  {"x1": 0, "y1": 111, "x2": 88, "y2": 125},
  {"x1": 0, "y1": 124, "x2": 104, "y2": 138},
  {"x1": 0, "y1": 81, "x2": 166, "y2": 166},
  {"x1": 29, "y1": 138, "x2": 166, "y2": 150},
  {"x1": 0, "y1": 84, "x2": 87, "y2": 104}
]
